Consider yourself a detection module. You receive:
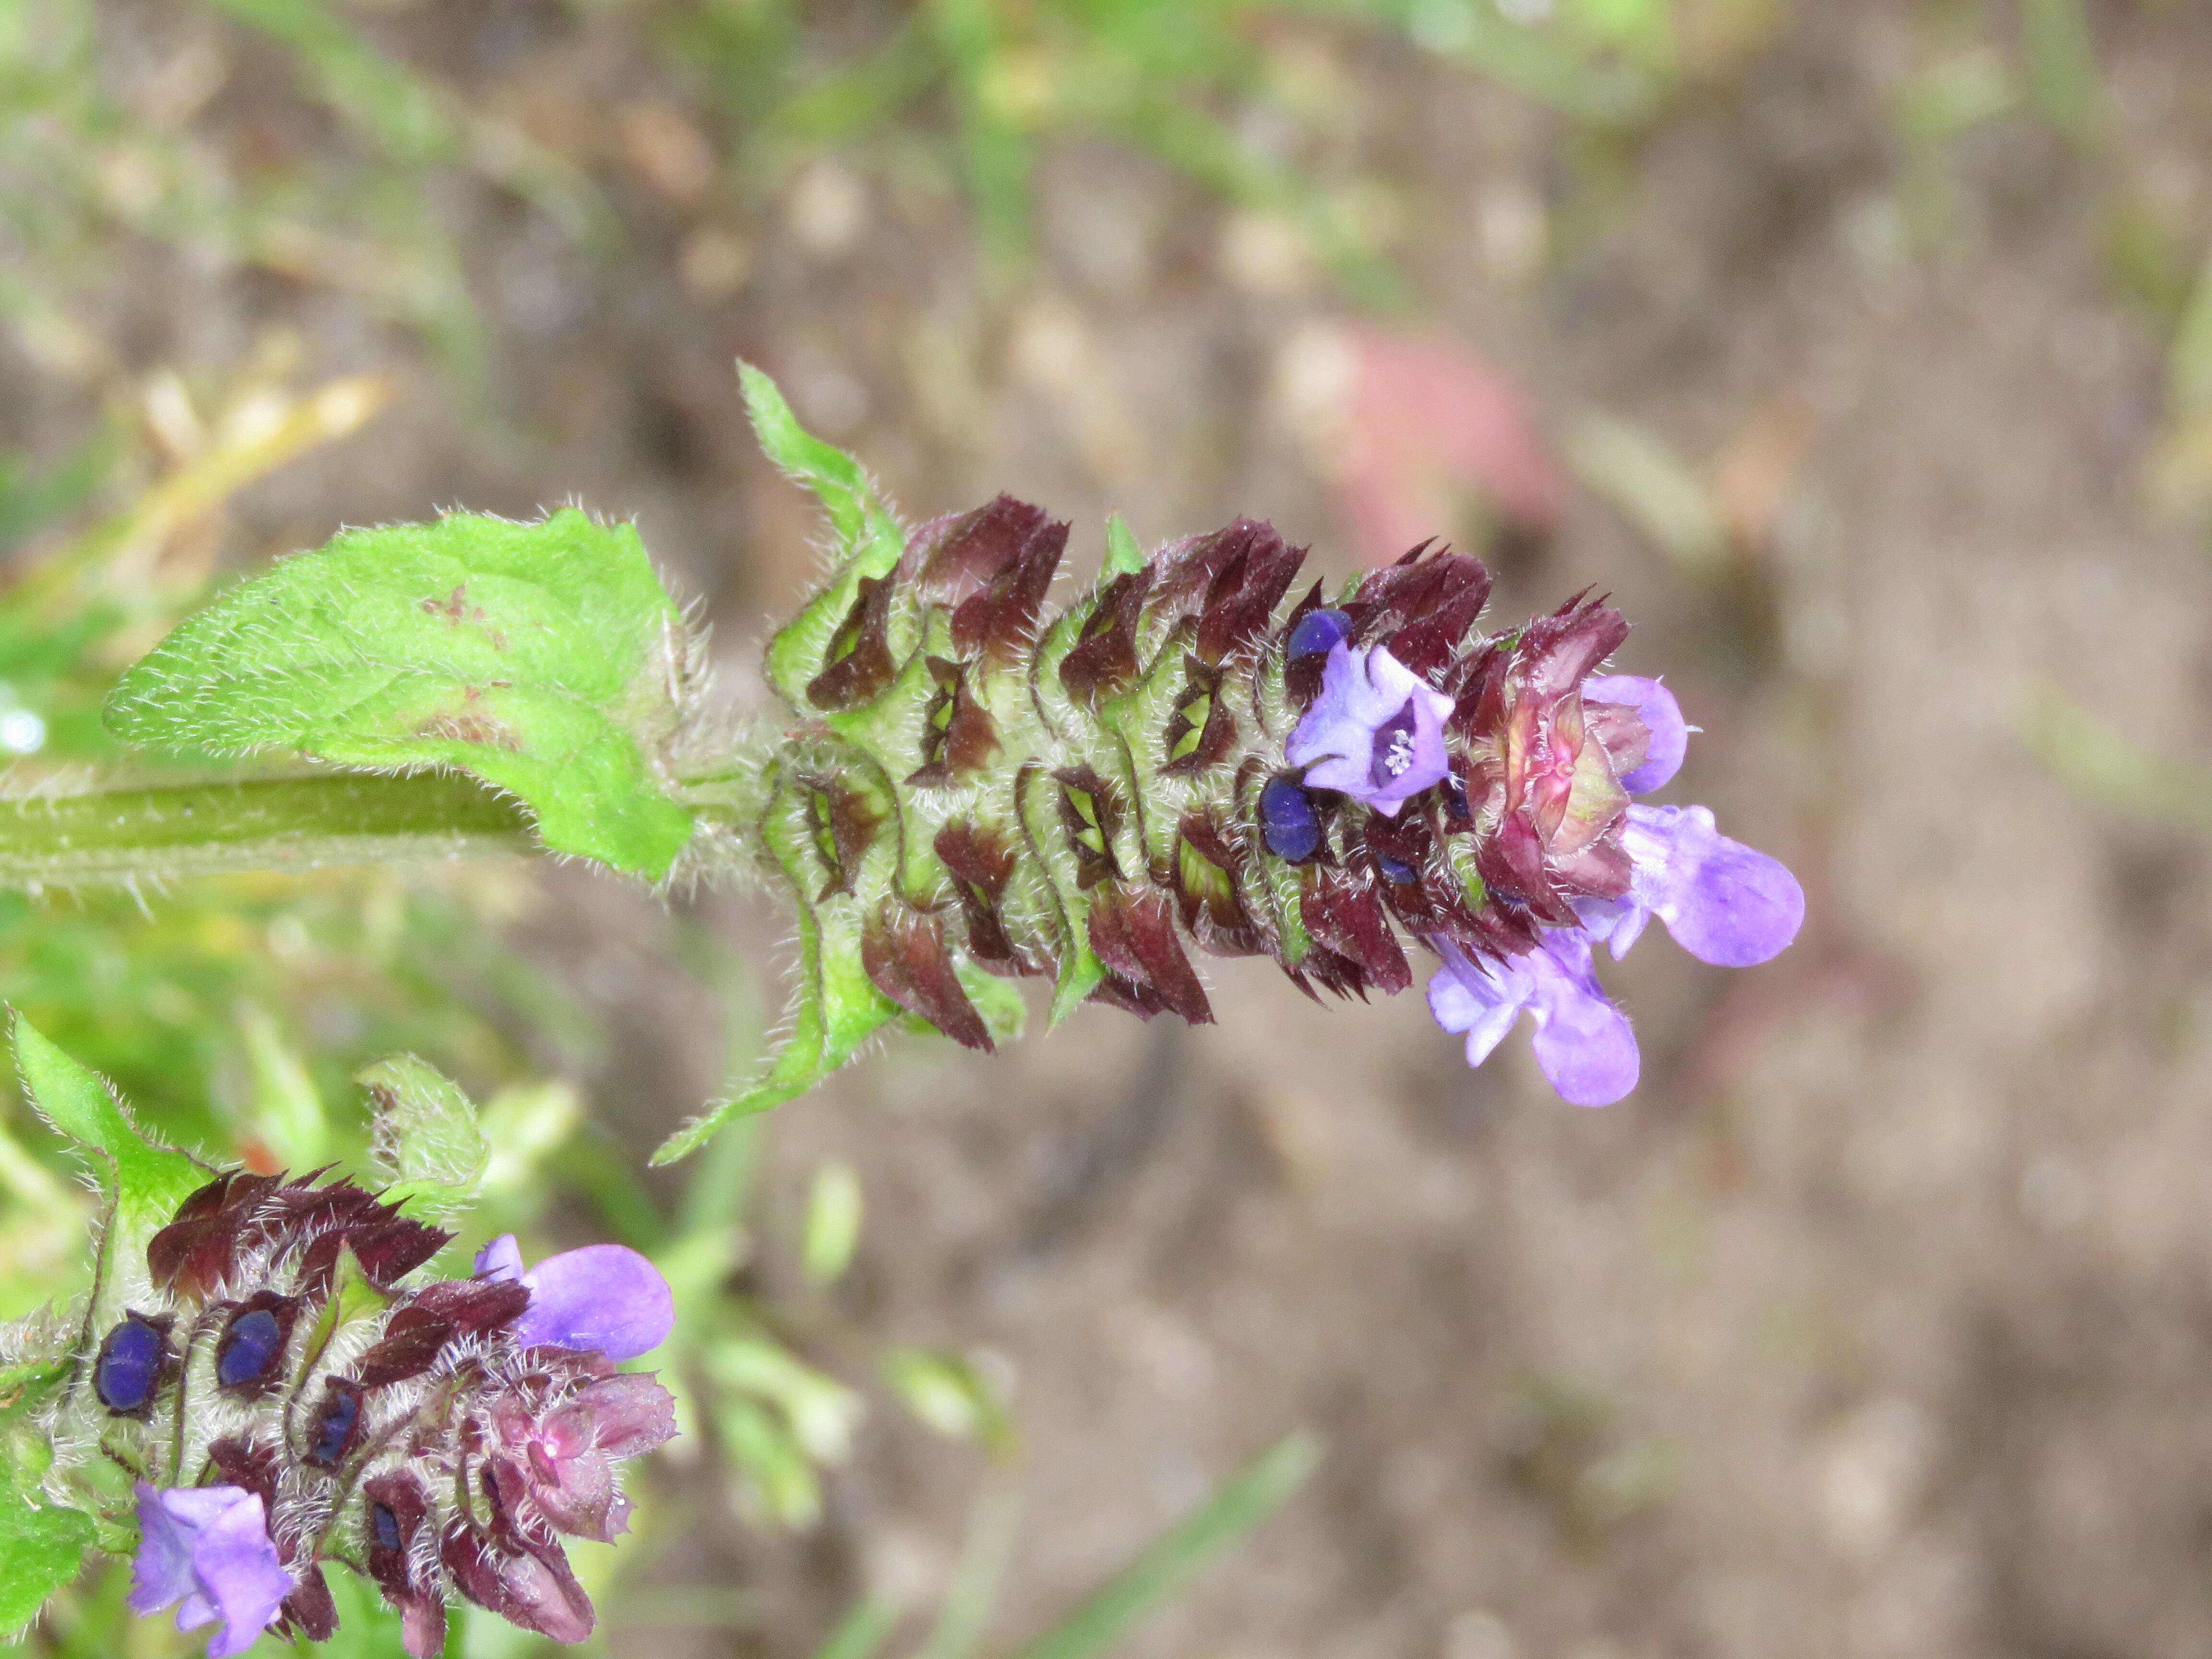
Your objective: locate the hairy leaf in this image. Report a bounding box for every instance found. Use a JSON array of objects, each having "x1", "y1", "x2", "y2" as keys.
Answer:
[
  {"x1": 0, "y1": 1371, "x2": 95, "y2": 1639},
  {"x1": 13, "y1": 1014, "x2": 207, "y2": 1257},
  {"x1": 103, "y1": 509, "x2": 695, "y2": 878},
  {"x1": 362, "y1": 1054, "x2": 488, "y2": 1223}
]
